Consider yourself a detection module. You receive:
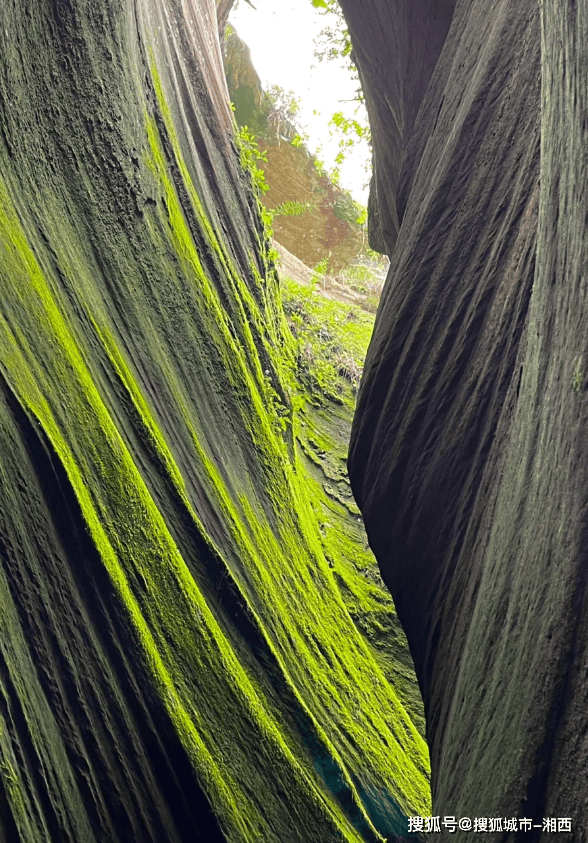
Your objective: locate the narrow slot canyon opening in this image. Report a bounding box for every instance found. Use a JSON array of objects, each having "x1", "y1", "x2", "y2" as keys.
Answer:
[
  {"x1": 224, "y1": 0, "x2": 430, "y2": 824},
  {"x1": 4, "y1": 0, "x2": 584, "y2": 835}
]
